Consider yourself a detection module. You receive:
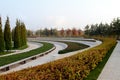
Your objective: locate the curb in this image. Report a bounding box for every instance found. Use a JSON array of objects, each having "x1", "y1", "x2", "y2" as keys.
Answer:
[{"x1": 0, "y1": 46, "x2": 56, "y2": 73}]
